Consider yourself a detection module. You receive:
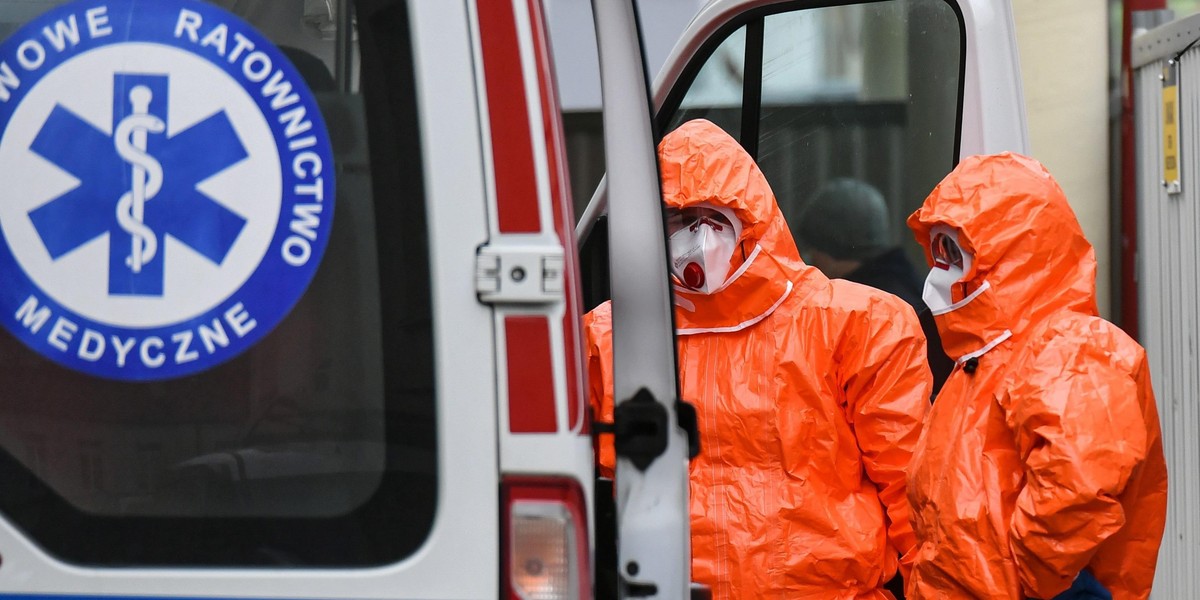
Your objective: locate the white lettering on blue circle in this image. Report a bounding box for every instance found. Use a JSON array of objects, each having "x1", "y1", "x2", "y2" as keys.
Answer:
[{"x1": 0, "y1": 0, "x2": 335, "y2": 381}]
